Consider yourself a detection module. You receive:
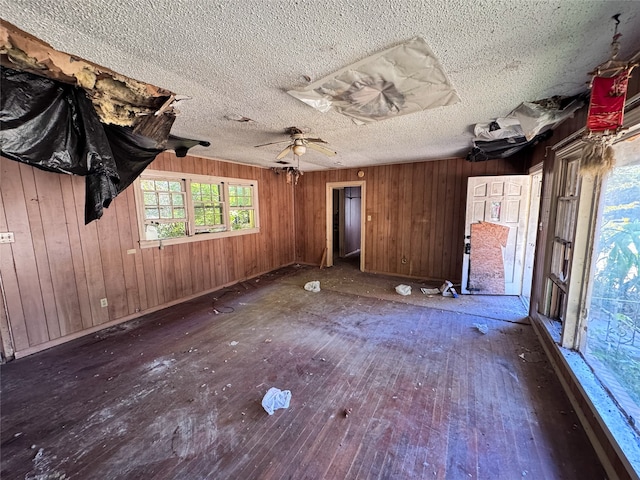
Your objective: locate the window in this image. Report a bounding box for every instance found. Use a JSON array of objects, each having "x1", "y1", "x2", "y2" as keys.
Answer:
[
  {"x1": 584, "y1": 135, "x2": 640, "y2": 431},
  {"x1": 544, "y1": 156, "x2": 581, "y2": 322},
  {"x1": 191, "y1": 182, "x2": 225, "y2": 233},
  {"x1": 543, "y1": 108, "x2": 640, "y2": 431},
  {"x1": 228, "y1": 185, "x2": 256, "y2": 230},
  {"x1": 136, "y1": 170, "x2": 259, "y2": 247},
  {"x1": 535, "y1": 104, "x2": 640, "y2": 473},
  {"x1": 140, "y1": 178, "x2": 188, "y2": 239}
]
